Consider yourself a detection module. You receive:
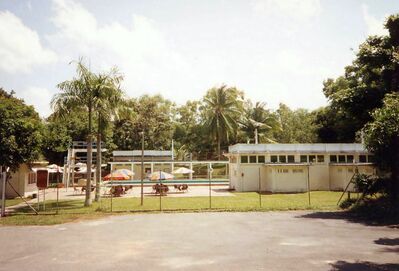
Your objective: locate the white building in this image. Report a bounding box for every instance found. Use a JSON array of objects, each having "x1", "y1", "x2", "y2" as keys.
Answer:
[{"x1": 226, "y1": 143, "x2": 376, "y2": 192}]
